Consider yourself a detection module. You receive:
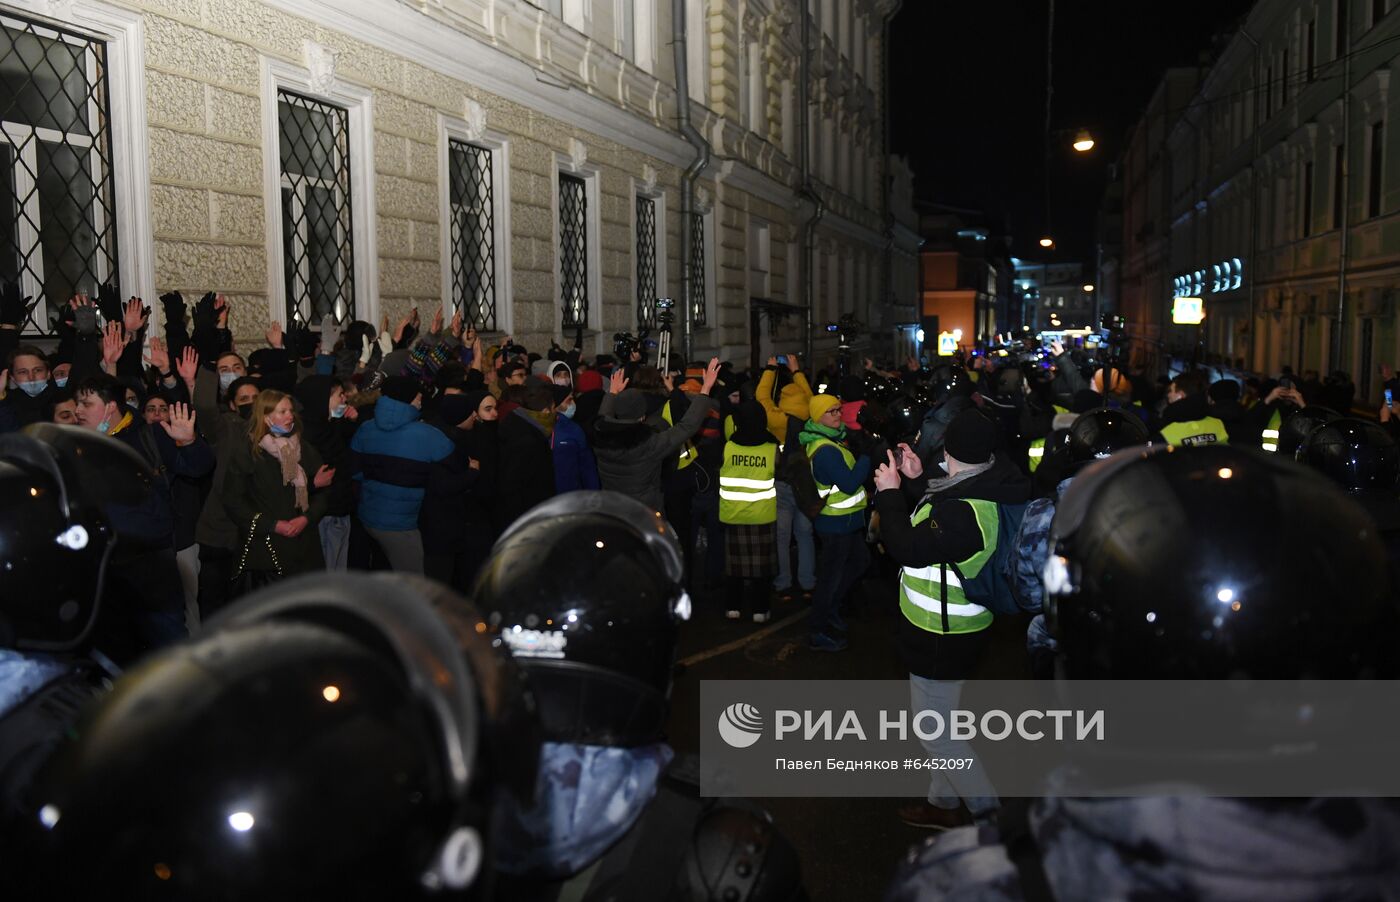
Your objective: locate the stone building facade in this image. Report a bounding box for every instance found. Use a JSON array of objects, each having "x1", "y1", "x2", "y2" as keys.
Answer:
[
  {"x1": 1, "y1": 0, "x2": 904, "y2": 369},
  {"x1": 1119, "y1": 0, "x2": 1400, "y2": 404}
]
